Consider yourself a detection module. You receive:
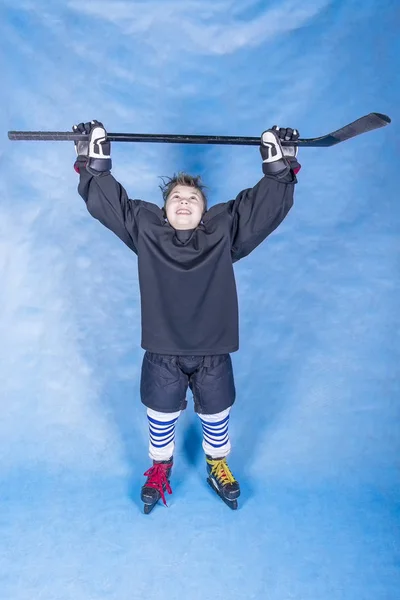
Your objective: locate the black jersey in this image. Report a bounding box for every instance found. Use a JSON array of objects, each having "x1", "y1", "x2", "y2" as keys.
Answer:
[{"x1": 77, "y1": 169, "x2": 296, "y2": 355}]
